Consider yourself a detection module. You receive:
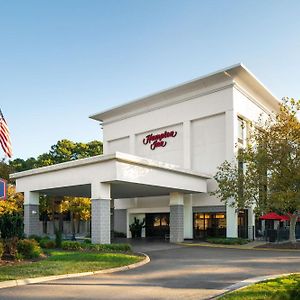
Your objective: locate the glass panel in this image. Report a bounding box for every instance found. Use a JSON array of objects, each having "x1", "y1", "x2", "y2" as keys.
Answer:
[
  {"x1": 215, "y1": 213, "x2": 225, "y2": 219},
  {"x1": 153, "y1": 217, "x2": 160, "y2": 227}
]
